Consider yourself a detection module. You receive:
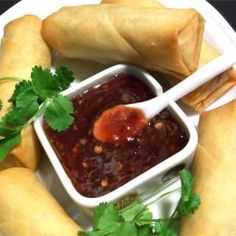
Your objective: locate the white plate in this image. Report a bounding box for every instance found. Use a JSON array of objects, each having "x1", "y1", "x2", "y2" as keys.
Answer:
[{"x1": 1, "y1": 0, "x2": 236, "y2": 230}]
